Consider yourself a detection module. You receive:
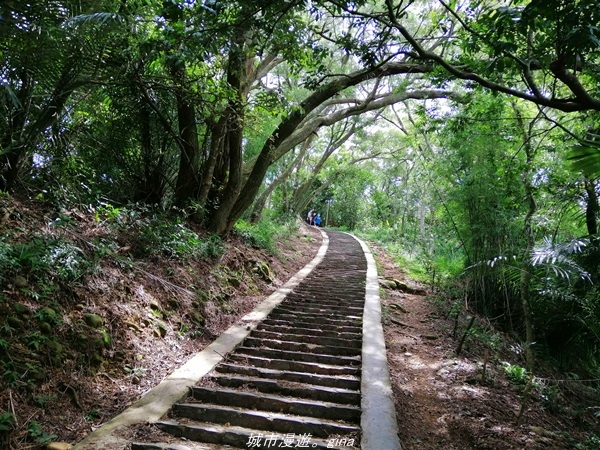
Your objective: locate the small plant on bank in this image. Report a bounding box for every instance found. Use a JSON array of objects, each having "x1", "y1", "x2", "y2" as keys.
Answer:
[
  {"x1": 502, "y1": 362, "x2": 529, "y2": 385},
  {"x1": 26, "y1": 420, "x2": 57, "y2": 445},
  {"x1": 0, "y1": 412, "x2": 15, "y2": 432}
]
